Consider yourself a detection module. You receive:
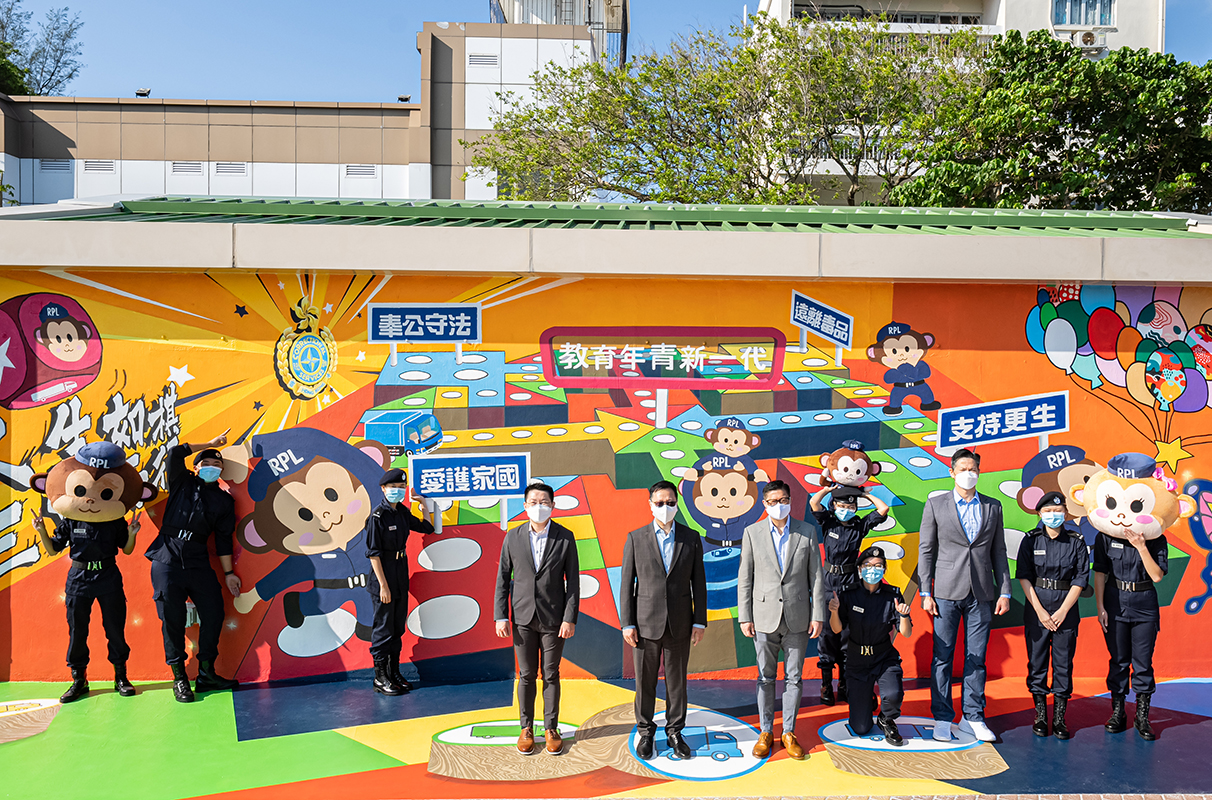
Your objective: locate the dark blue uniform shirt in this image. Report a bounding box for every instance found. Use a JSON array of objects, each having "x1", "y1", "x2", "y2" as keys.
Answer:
[
  {"x1": 1015, "y1": 522, "x2": 1090, "y2": 613},
  {"x1": 365, "y1": 500, "x2": 435, "y2": 592},
  {"x1": 812, "y1": 507, "x2": 888, "y2": 593},
  {"x1": 52, "y1": 518, "x2": 129, "y2": 597},
  {"x1": 144, "y1": 444, "x2": 236, "y2": 569},
  {"x1": 837, "y1": 583, "x2": 904, "y2": 663},
  {"x1": 1092, "y1": 532, "x2": 1168, "y2": 622}
]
